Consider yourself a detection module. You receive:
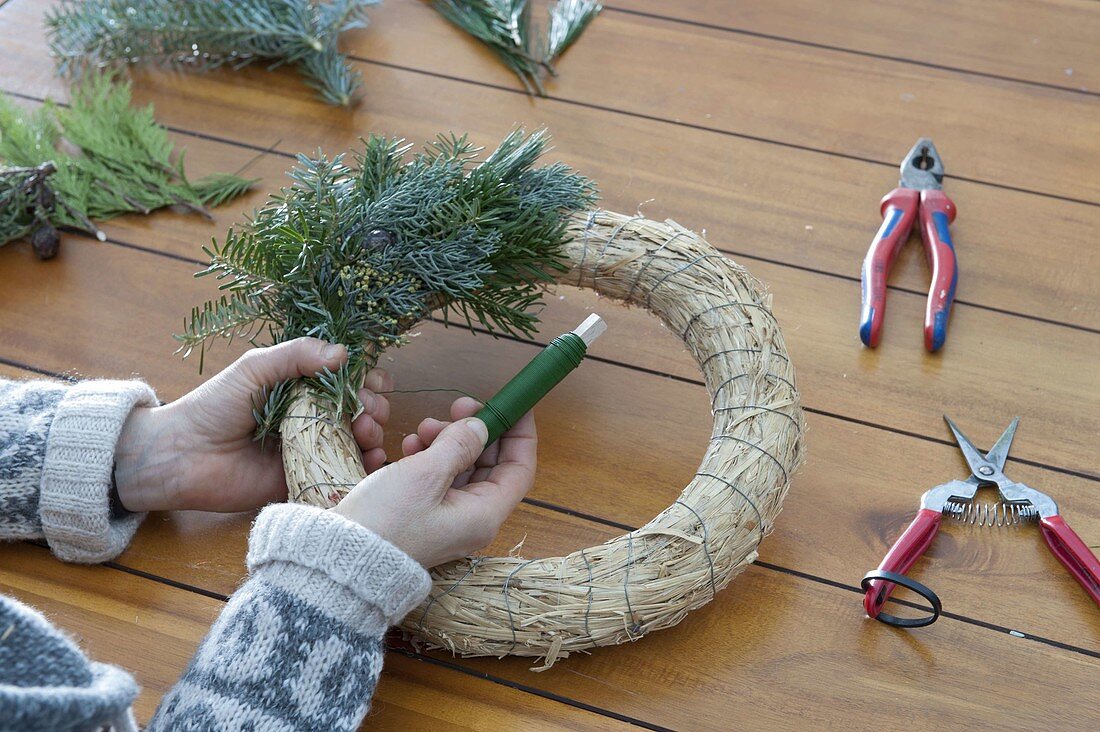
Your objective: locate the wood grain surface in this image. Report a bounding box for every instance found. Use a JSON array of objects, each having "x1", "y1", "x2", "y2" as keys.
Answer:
[{"x1": 0, "y1": 0, "x2": 1097, "y2": 729}]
